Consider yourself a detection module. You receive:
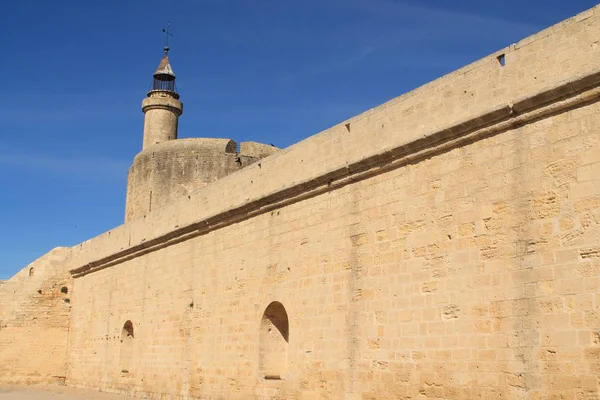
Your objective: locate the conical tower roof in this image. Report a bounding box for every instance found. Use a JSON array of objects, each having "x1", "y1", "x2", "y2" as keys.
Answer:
[{"x1": 154, "y1": 46, "x2": 176, "y2": 78}]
